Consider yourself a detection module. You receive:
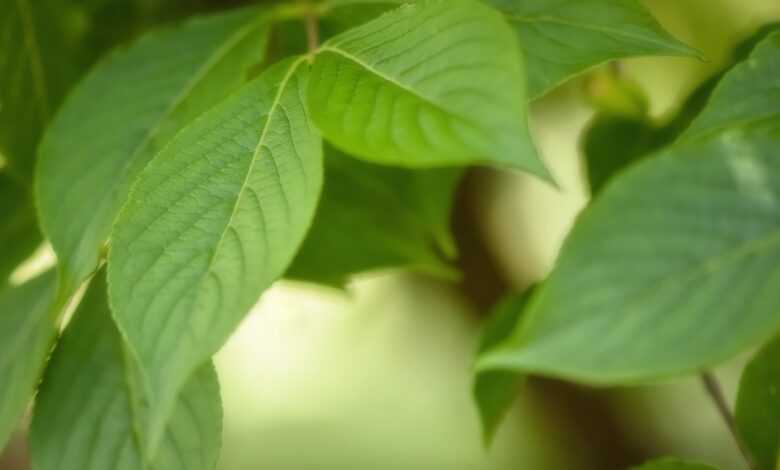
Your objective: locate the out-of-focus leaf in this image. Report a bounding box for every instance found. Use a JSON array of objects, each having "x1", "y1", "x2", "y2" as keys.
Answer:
[
  {"x1": 108, "y1": 58, "x2": 322, "y2": 453},
  {"x1": 684, "y1": 31, "x2": 780, "y2": 140},
  {"x1": 478, "y1": 121, "x2": 780, "y2": 384},
  {"x1": 629, "y1": 458, "x2": 717, "y2": 470},
  {"x1": 486, "y1": 0, "x2": 701, "y2": 99},
  {"x1": 30, "y1": 272, "x2": 222, "y2": 470},
  {"x1": 0, "y1": 172, "x2": 41, "y2": 285},
  {"x1": 473, "y1": 290, "x2": 533, "y2": 445},
  {"x1": 735, "y1": 335, "x2": 780, "y2": 470},
  {"x1": 36, "y1": 6, "x2": 271, "y2": 298},
  {"x1": 308, "y1": 0, "x2": 548, "y2": 177},
  {"x1": 0, "y1": 270, "x2": 57, "y2": 450},
  {"x1": 287, "y1": 145, "x2": 461, "y2": 286}
]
